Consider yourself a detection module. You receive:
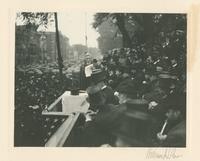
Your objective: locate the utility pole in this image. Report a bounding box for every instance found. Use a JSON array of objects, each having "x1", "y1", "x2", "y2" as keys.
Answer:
[
  {"x1": 85, "y1": 12, "x2": 88, "y2": 51},
  {"x1": 54, "y1": 12, "x2": 64, "y2": 82}
]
